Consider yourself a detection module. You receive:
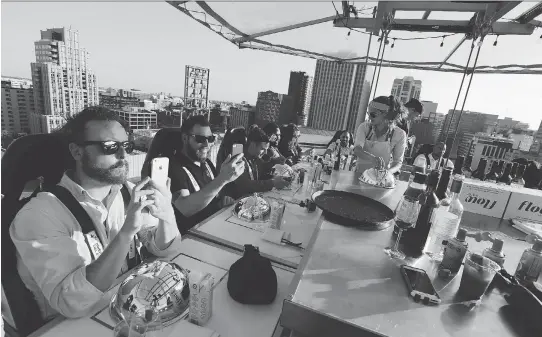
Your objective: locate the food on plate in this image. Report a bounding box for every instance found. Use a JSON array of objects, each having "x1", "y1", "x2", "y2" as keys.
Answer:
[
  {"x1": 359, "y1": 168, "x2": 396, "y2": 189},
  {"x1": 234, "y1": 194, "x2": 272, "y2": 221}
]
